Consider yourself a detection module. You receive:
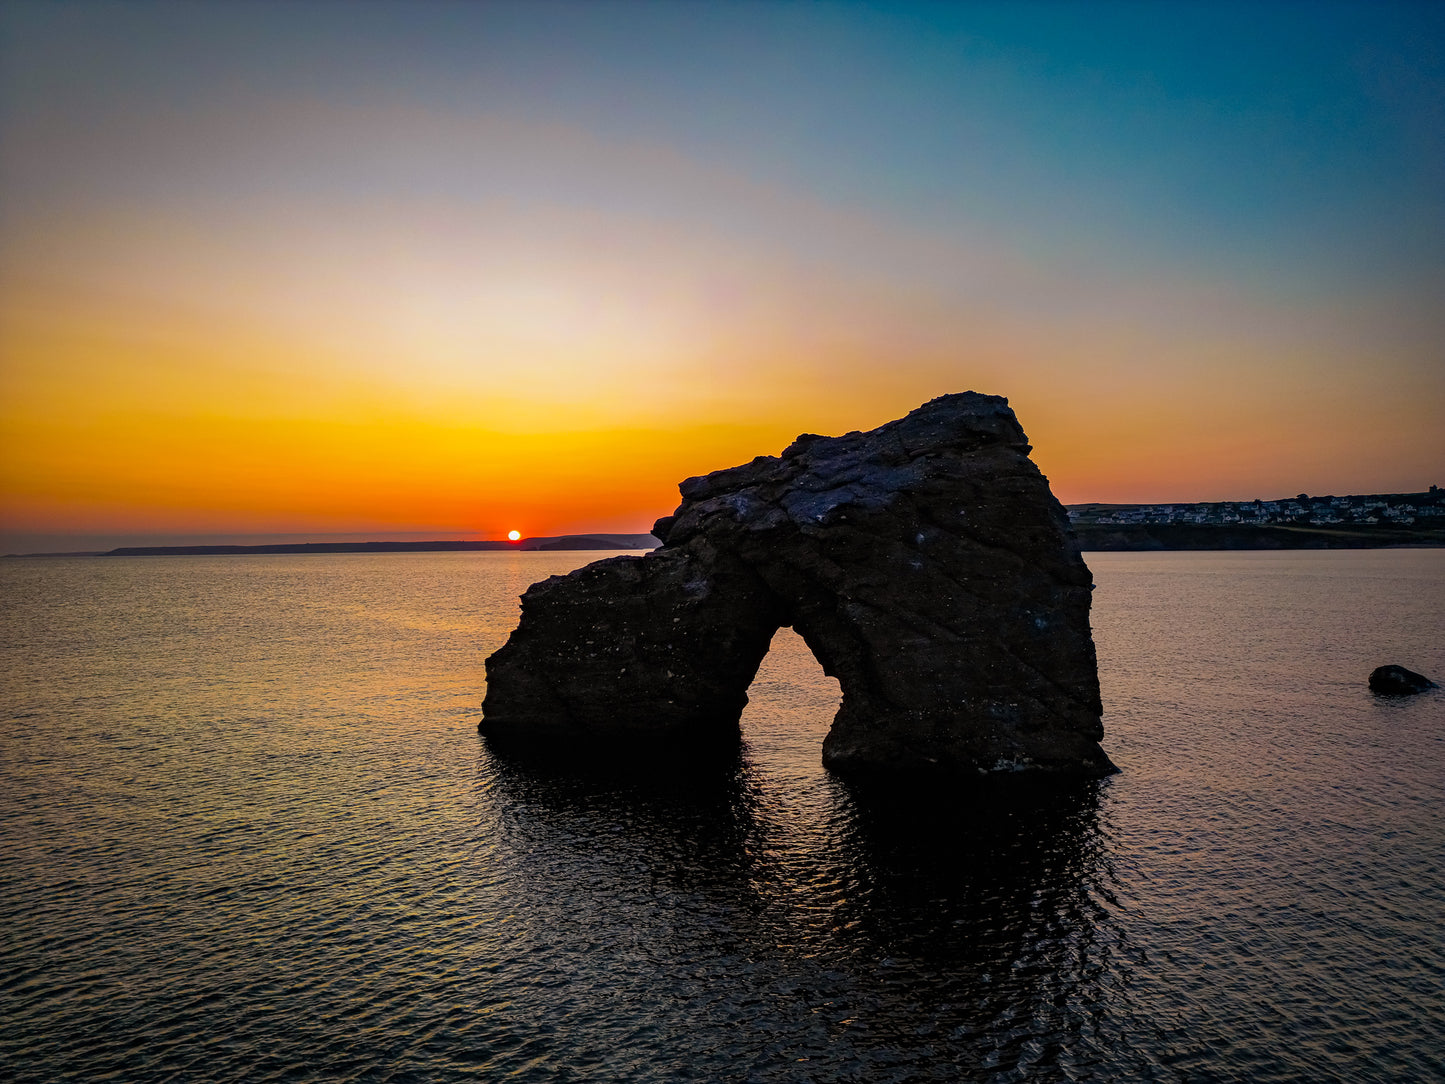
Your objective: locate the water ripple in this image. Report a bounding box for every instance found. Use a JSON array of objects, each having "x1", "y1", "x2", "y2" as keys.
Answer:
[{"x1": 2, "y1": 550, "x2": 1442, "y2": 1081}]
